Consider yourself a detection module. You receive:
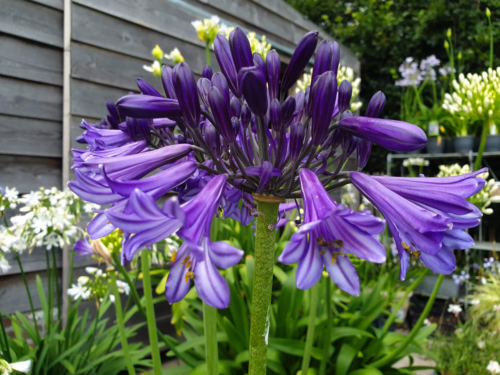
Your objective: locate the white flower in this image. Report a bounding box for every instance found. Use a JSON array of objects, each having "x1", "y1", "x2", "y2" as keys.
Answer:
[
  {"x1": 143, "y1": 60, "x2": 161, "y2": 76},
  {"x1": 4, "y1": 187, "x2": 19, "y2": 202},
  {"x1": 67, "y1": 283, "x2": 90, "y2": 301},
  {"x1": 43, "y1": 233, "x2": 59, "y2": 250},
  {"x1": 0, "y1": 359, "x2": 33, "y2": 374},
  {"x1": 110, "y1": 294, "x2": 115, "y2": 303},
  {"x1": 85, "y1": 266, "x2": 99, "y2": 274},
  {"x1": 478, "y1": 341, "x2": 486, "y2": 349},
  {"x1": 470, "y1": 299, "x2": 480, "y2": 305},
  {"x1": 77, "y1": 276, "x2": 89, "y2": 285},
  {"x1": 448, "y1": 304, "x2": 462, "y2": 314},
  {"x1": 487, "y1": 360, "x2": 500, "y2": 374},
  {"x1": 116, "y1": 280, "x2": 130, "y2": 295},
  {"x1": 494, "y1": 305, "x2": 500, "y2": 312},
  {"x1": 0, "y1": 257, "x2": 10, "y2": 274}
]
